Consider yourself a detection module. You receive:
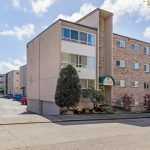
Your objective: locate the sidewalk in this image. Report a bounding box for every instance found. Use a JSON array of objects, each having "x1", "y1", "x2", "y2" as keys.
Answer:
[
  {"x1": 46, "y1": 112, "x2": 150, "y2": 122},
  {"x1": 0, "y1": 112, "x2": 150, "y2": 125}
]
